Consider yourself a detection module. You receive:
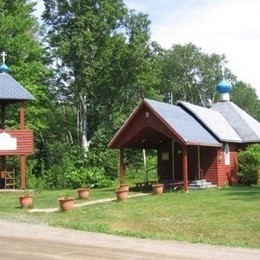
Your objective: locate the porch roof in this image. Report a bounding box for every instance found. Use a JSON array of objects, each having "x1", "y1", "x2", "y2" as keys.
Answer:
[
  {"x1": 108, "y1": 99, "x2": 221, "y2": 149},
  {"x1": 146, "y1": 99, "x2": 221, "y2": 146}
]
